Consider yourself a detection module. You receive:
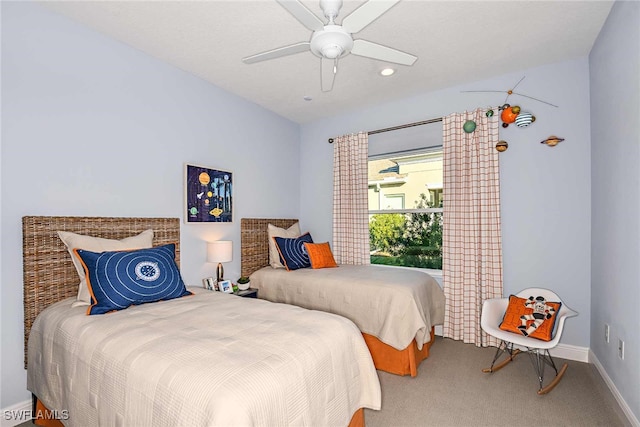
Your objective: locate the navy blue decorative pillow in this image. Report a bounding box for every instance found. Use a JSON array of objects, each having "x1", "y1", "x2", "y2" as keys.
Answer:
[
  {"x1": 75, "y1": 244, "x2": 192, "y2": 315},
  {"x1": 273, "y1": 233, "x2": 314, "y2": 271}
]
